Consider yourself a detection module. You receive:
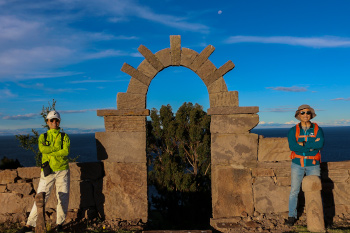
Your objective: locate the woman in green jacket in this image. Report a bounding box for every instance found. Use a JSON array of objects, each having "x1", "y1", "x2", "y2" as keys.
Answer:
[{"x1": 18, "y1": 111, "x2": 70, "y2": 233}]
